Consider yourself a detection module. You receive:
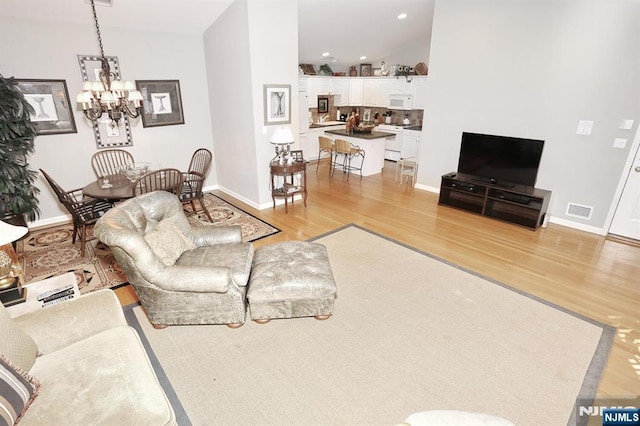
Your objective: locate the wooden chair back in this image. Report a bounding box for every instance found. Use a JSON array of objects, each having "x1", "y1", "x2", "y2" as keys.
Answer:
[
  {"x1": 187, "y1": 148, "x2": 212, "y2": 176},
  {"x1": 91, "y1": 149, "x2": 135, "y2": 178},
  {"x1": 132, "y1": 169, "x2": 184, "y2": 196}
]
